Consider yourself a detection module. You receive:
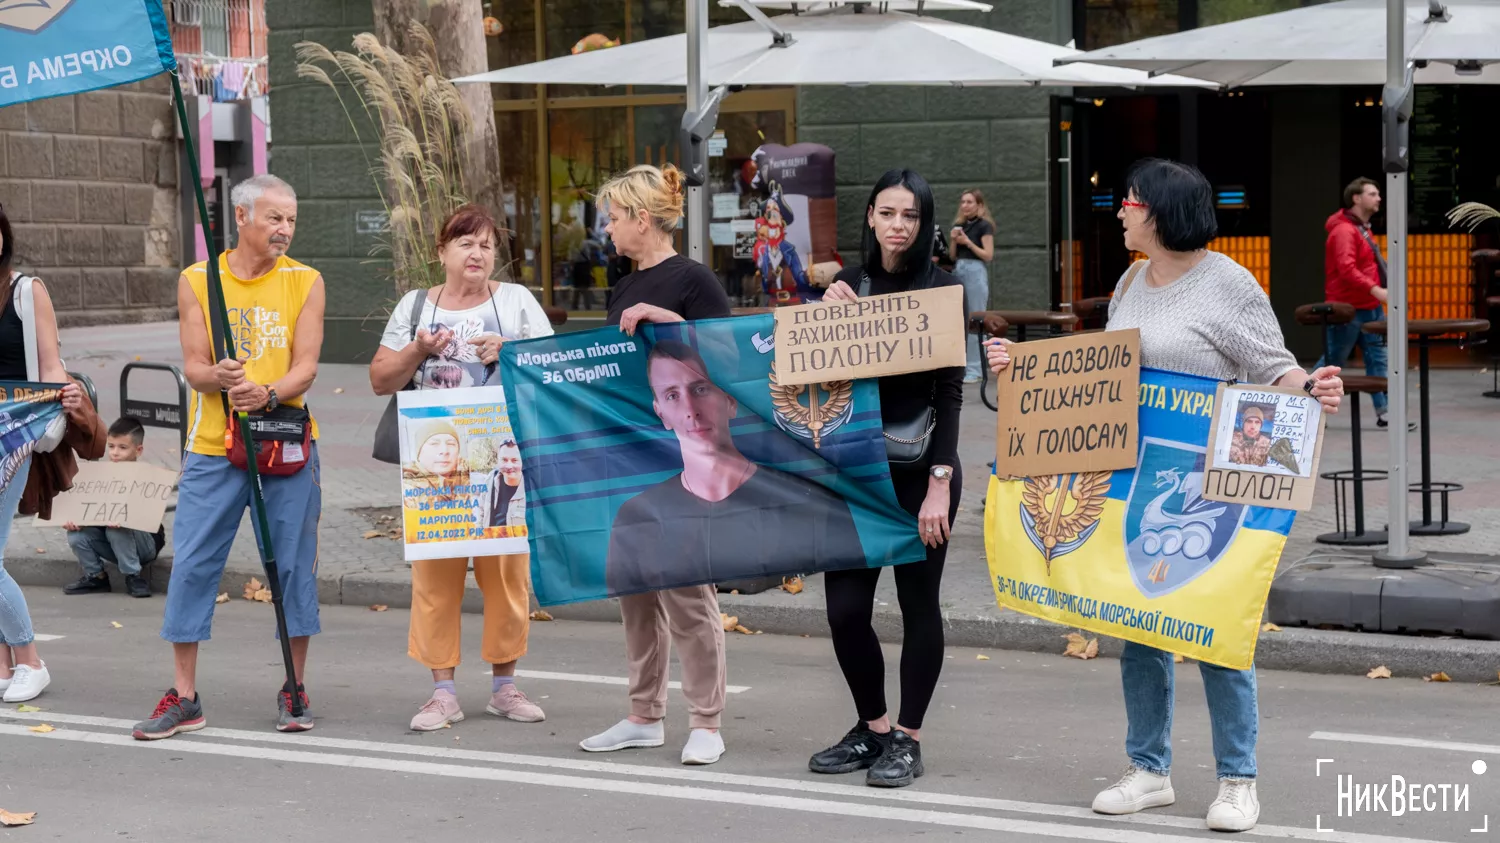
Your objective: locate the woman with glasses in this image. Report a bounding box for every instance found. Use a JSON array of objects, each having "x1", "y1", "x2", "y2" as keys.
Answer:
[
  {"x1": 990, "y1": 159, "x2": 1343, "y2": 832},
  {"x1": 370, "y1": 204, "x2": 554, "y2": 732}
]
